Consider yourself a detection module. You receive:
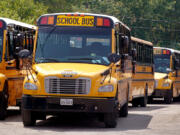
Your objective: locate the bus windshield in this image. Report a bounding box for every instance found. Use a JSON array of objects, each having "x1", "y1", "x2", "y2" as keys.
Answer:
[
  {"x1": 154, "y1": 55, "x2": 170, "y2": 73},
  {"x1": 35, "y1": 27, "x2": 111, "y2": 65},
  {"x1": 0, "y1": 30, "x2": 3, "y2": 62}
]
